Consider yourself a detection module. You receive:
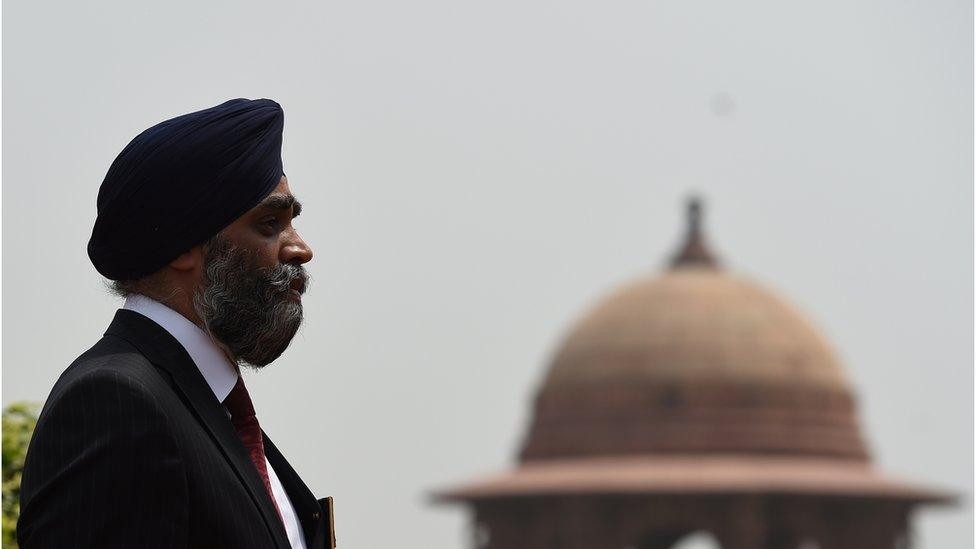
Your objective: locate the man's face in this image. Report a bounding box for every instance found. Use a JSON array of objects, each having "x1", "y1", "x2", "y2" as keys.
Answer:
[{"x1": 192, "y1": 176, "x2": 314, "y2": 368}]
